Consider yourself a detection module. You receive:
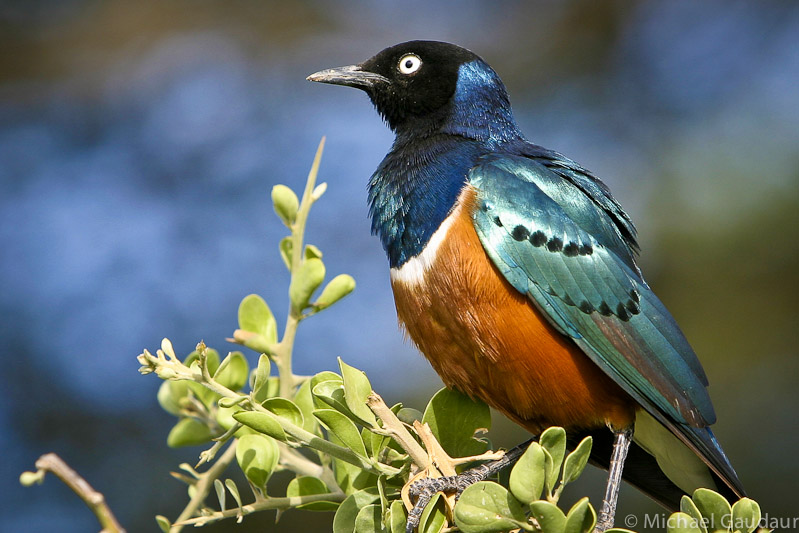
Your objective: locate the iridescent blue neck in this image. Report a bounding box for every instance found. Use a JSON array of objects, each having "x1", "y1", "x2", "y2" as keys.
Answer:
[{"x1": 440, "y1": 60, "x2": 523, "y2": 147}]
